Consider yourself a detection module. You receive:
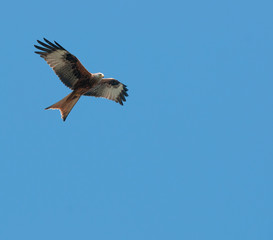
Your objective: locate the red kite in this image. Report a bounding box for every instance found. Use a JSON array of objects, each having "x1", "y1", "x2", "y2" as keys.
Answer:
[{"x1": 34, "y1": 38, "x2": 128, "y2": 121}]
